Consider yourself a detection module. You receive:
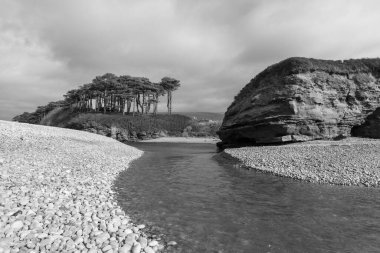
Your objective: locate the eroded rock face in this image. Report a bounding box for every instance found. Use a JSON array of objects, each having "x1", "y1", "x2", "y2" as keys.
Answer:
[
  {"x1": 218, "y1": 57, "x2": 380, "y2": 146},
  {"x1": 352, "y1": 108, "x2": 380, "y2": 138}
]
